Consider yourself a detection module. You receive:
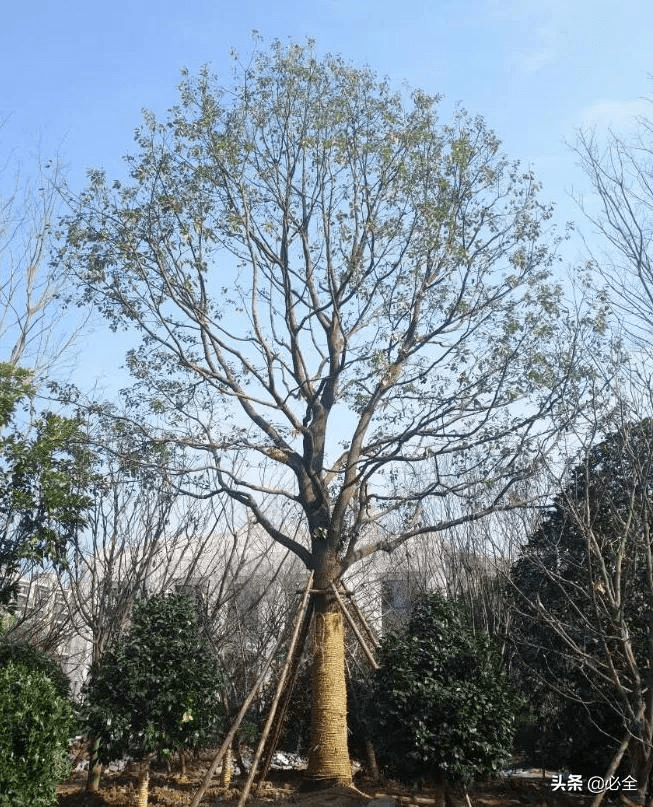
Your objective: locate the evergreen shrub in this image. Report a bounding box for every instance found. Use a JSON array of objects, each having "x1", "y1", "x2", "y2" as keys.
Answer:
[
  {"x1": 372, "y1": 591, "x2": 520, "y2": 784},
  {"x1": 83, "y1": 593, "x2": 225, "y2": 765},
  {"x1": 0, "y1": 638, "x2": 71, "y2": 699},
  {"x1": 0, "y1": 661, "x2": 74, "y2": 807}
]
